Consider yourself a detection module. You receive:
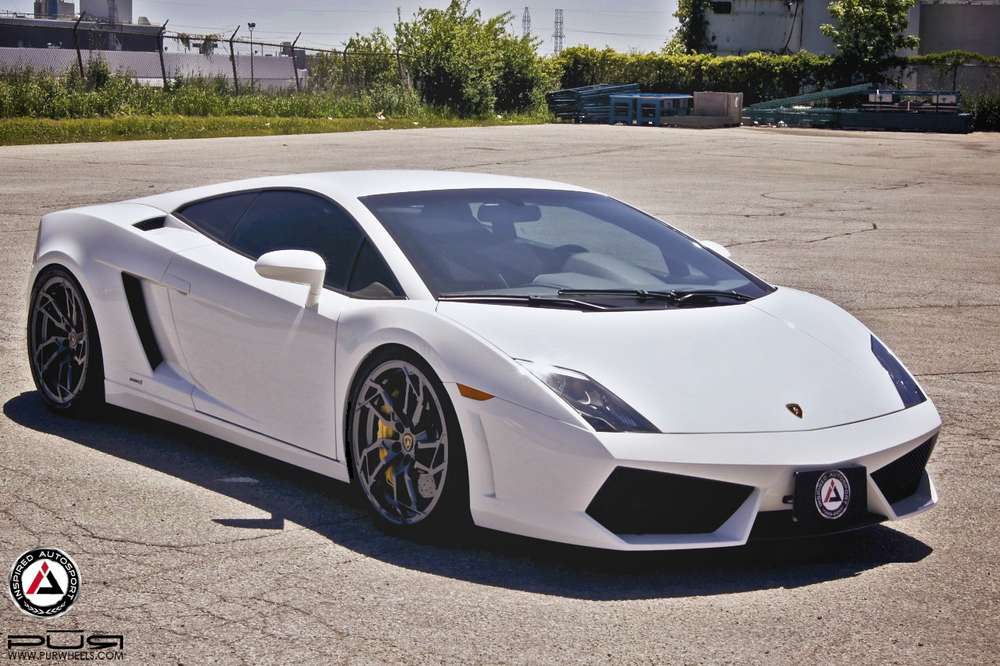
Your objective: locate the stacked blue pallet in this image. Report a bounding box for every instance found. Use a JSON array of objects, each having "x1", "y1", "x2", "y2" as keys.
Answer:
[{"x1": 546, "y1": 83, "x2": 641, "y2": 124}]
